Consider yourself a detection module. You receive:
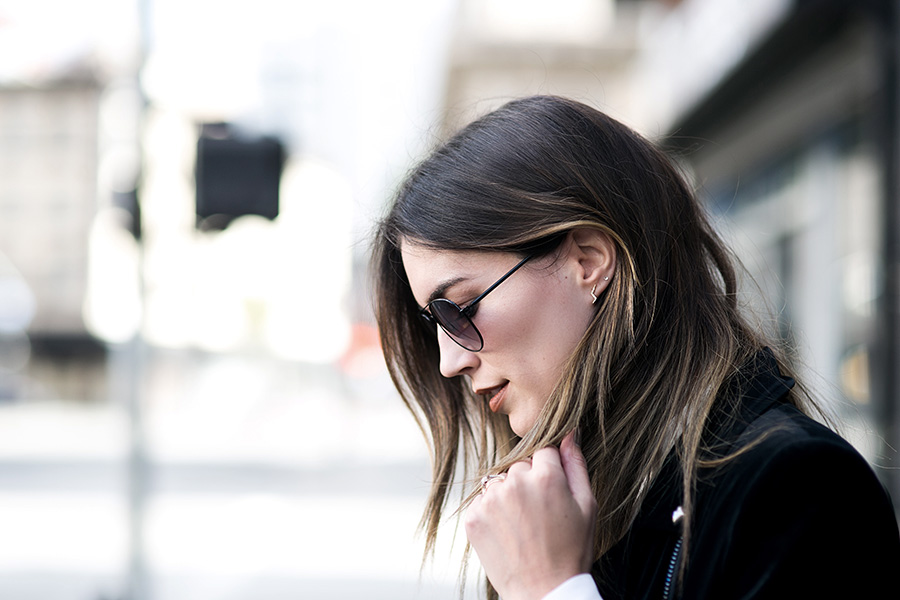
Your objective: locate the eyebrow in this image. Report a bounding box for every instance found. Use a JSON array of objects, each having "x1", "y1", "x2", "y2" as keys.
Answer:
[{"x1": 427, "y1": 276, "x2": 468, "y2": 305}]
